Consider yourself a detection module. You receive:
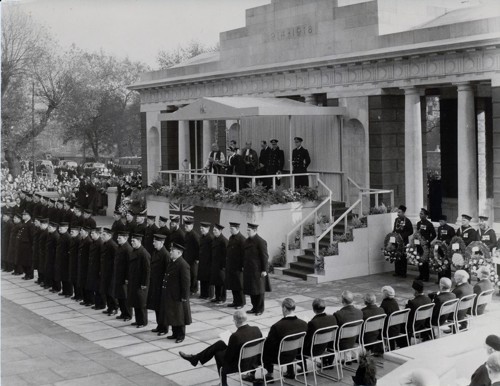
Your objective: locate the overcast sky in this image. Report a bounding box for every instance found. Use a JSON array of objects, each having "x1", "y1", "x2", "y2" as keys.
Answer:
[{"x1": 4, "y1": 0, "x2": 270, "y2": 69}]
